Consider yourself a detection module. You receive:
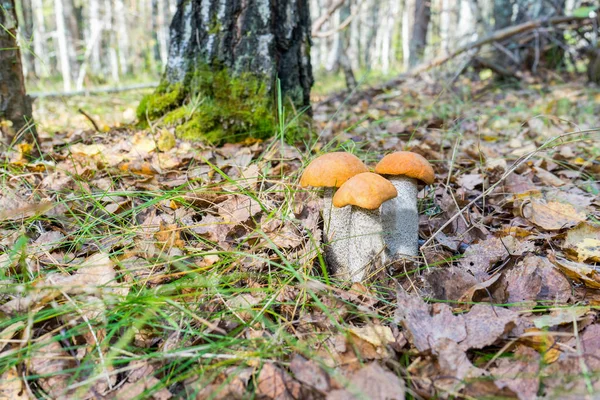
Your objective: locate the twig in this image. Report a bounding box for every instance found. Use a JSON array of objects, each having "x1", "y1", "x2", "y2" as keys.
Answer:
[{"x1": 78, "y1": 108, "x2": 100, "y2": 132}]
